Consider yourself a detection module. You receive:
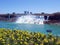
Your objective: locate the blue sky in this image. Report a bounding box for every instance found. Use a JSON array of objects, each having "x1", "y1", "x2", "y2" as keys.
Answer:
[{"x1": 0, "y1": 0, "x2": 60, "y2": 14}]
